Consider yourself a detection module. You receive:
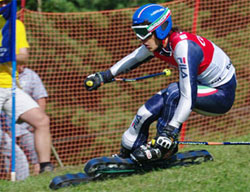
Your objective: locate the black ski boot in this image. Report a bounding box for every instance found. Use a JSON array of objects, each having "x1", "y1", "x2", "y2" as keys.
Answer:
[
  {"x1": 130, "y1": 144, "x2": 162, "y2": 163},
  {"x1": 113, "y1": 145, "x2": 132, "y2": 158},
  {"x1": 130, "y1": 139, "x2": 178, "y2": 164}
]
